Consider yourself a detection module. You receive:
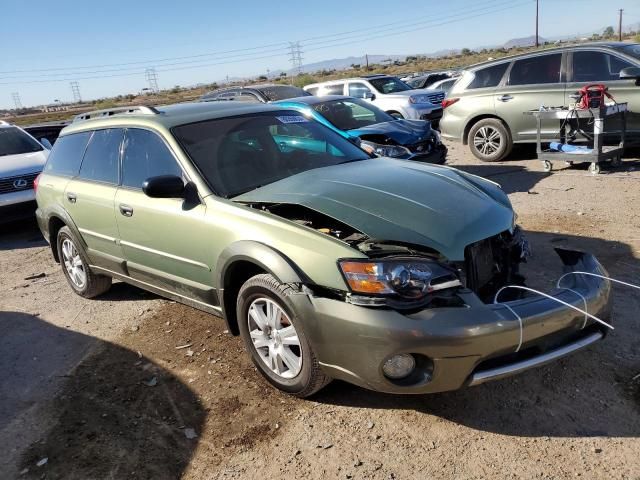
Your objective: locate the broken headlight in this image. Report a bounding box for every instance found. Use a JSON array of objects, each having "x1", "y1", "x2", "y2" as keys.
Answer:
[
  {"x1": 339, "y1": 258, "x2": 461, "y2": 302},
  {"x1": 360, "y1": 141, "x2": 411, "y2": 158}
]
